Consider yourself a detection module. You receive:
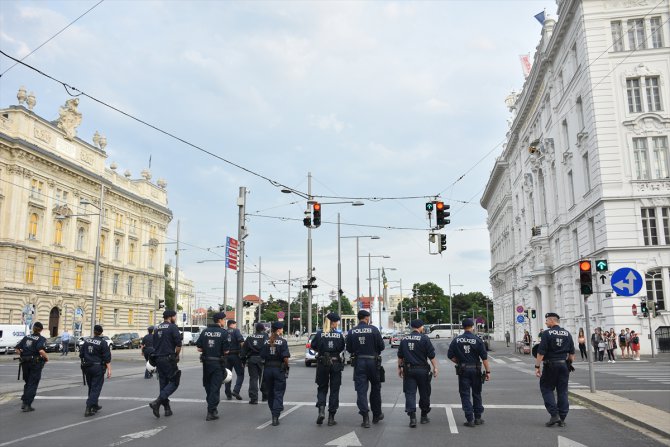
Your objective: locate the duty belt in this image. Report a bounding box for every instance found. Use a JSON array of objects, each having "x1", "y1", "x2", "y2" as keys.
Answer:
[
  {"x1": 265, "y1": 360, "x2": 283, "y2": 367},
  {"x1": 407, "y1": 363, "x2": 430, "y2": 369},
  {"x1": 461, "y1": 364, "x2": 481, "y2": 369},
  {"x1": 357, "y1": 355, "x2": 377, "y2": 360},
  {"x1": 546, "y1": 359, "x2": 567, "y2": 364},
  {"x1": 204, "y1": 356, "x2": 225, "y2": 361},
  {"x1": 228, "y1": 351, "x2": 240, "y2": 355}
]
